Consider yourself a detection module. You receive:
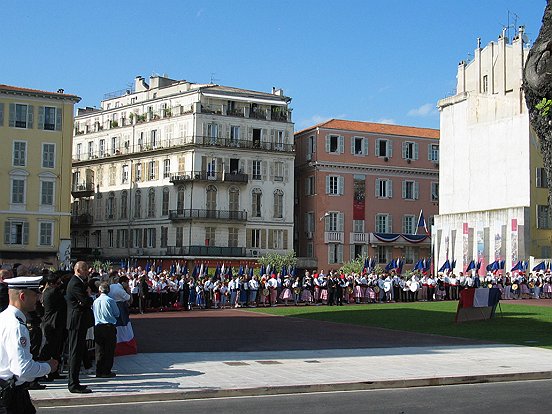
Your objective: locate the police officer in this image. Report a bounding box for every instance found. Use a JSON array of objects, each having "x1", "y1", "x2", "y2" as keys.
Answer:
[{"x1": 0, "y1": 275, "x2": 58, "y2": 414}]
